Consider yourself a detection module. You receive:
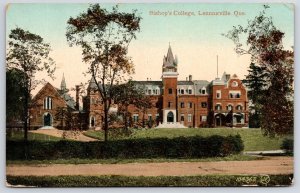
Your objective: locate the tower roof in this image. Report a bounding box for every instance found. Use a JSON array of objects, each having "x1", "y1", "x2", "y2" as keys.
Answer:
[
  {"x1": 163, "y1": 44, "x2": 178, "y2": 67},
  {"x1": 88, "y1": 76, "x2": 98, "y2": 90},
  {"x1": 60, "y1": 73, "x2": 67, "y2": 92}
]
